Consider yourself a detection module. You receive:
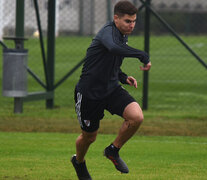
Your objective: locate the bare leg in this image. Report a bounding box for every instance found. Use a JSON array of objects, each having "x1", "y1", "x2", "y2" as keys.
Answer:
[
  {"x1": 113, "y1": 102, "x2": 143, "y2": 148},
  {"x1": 76, "y1": 130, "x2": 98, "y2": 163}
]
